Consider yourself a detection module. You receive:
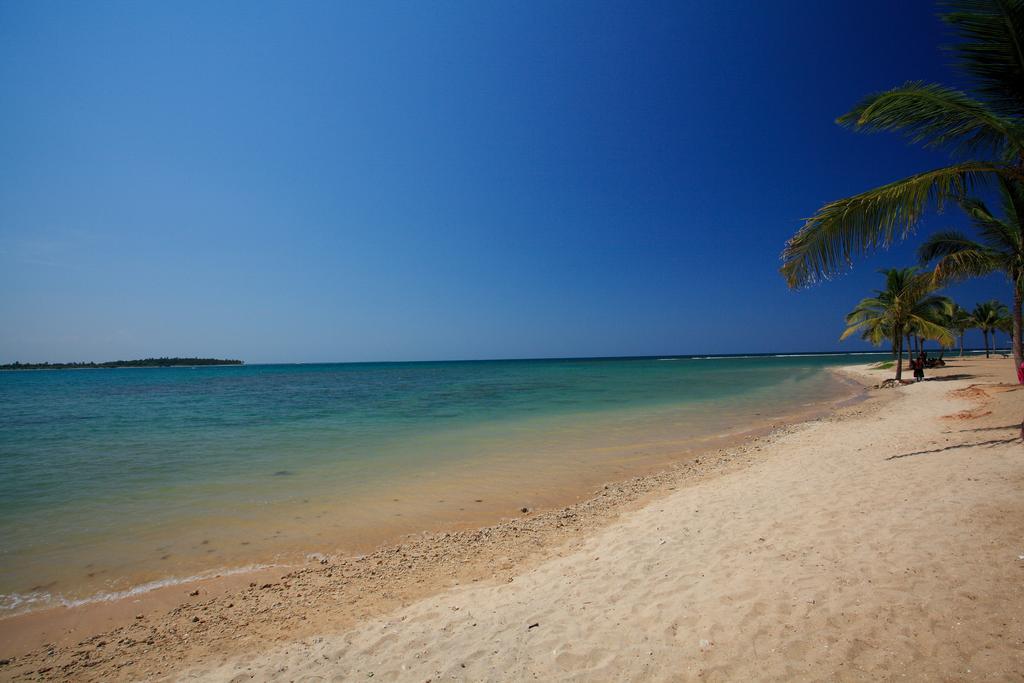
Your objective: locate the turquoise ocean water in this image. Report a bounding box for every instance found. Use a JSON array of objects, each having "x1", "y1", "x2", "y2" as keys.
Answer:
[{"x1": 0, "y1": 353, "x2": 881, "y2": 615}]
